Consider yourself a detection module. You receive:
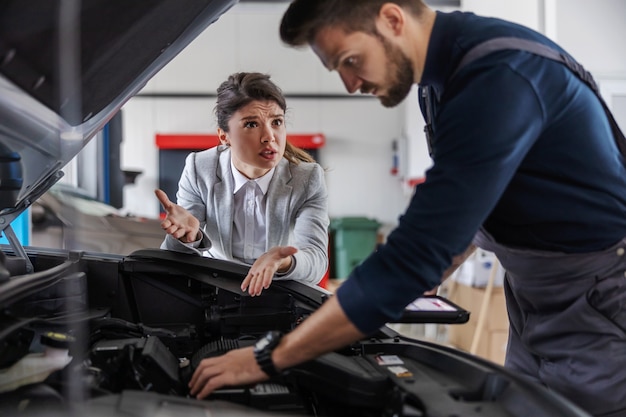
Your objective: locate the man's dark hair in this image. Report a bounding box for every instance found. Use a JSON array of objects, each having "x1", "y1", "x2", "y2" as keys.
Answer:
[{"x1": 280, "y1": 0, "x2": 426, "y2": 47}]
